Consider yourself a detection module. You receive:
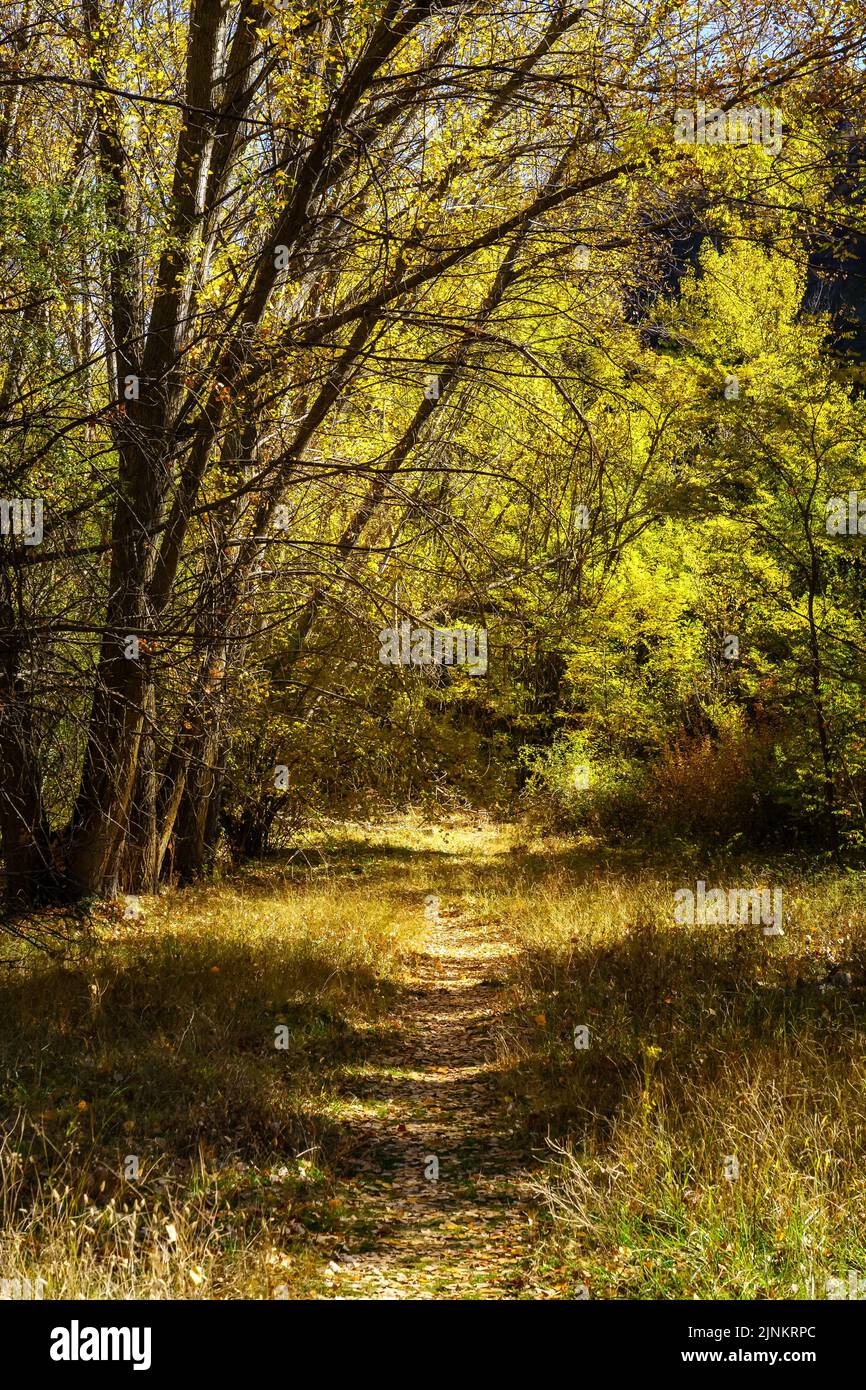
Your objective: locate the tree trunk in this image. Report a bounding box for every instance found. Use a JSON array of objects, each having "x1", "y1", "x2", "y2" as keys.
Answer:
[
  {"x1": 120, "y1": 683, "x2": 159, "y2": 894},
  {"x1": 0, "y1": 604, "x2": 55, "y2": 905},
  {"x1": 172, "y1": 715, "x2": 224, "y2": 883}
]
